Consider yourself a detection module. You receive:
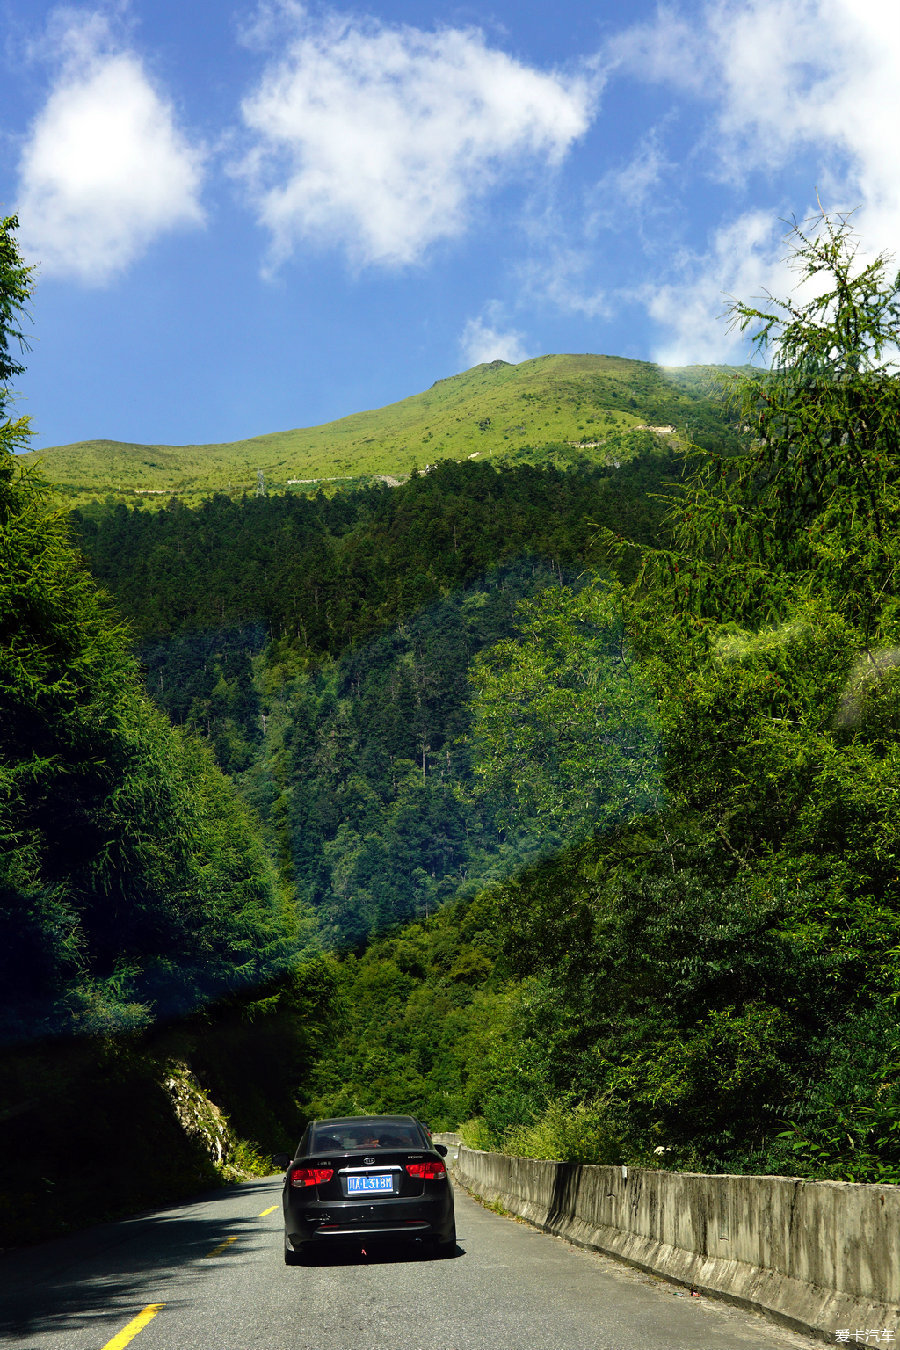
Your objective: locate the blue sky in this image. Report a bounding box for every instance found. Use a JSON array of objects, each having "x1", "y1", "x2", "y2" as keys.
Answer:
[{"x1": 1, "y1": 0, "x2": 897, "y2": 449}]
